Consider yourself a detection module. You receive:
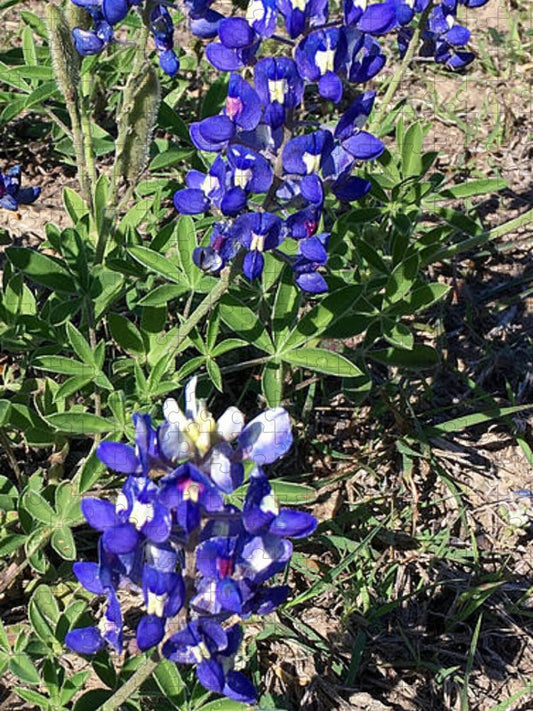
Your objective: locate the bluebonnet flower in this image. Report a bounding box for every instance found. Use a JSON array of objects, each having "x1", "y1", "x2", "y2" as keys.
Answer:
[
  {"x1": 0, "y1": 165, "x2": 40, "y2": 210},
  {"x1": 66, "y1": 384, "x2": 314, "y2": 704},
  {"x1": 70, "y1": 0, "x2": 180, "y2": 76}
]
